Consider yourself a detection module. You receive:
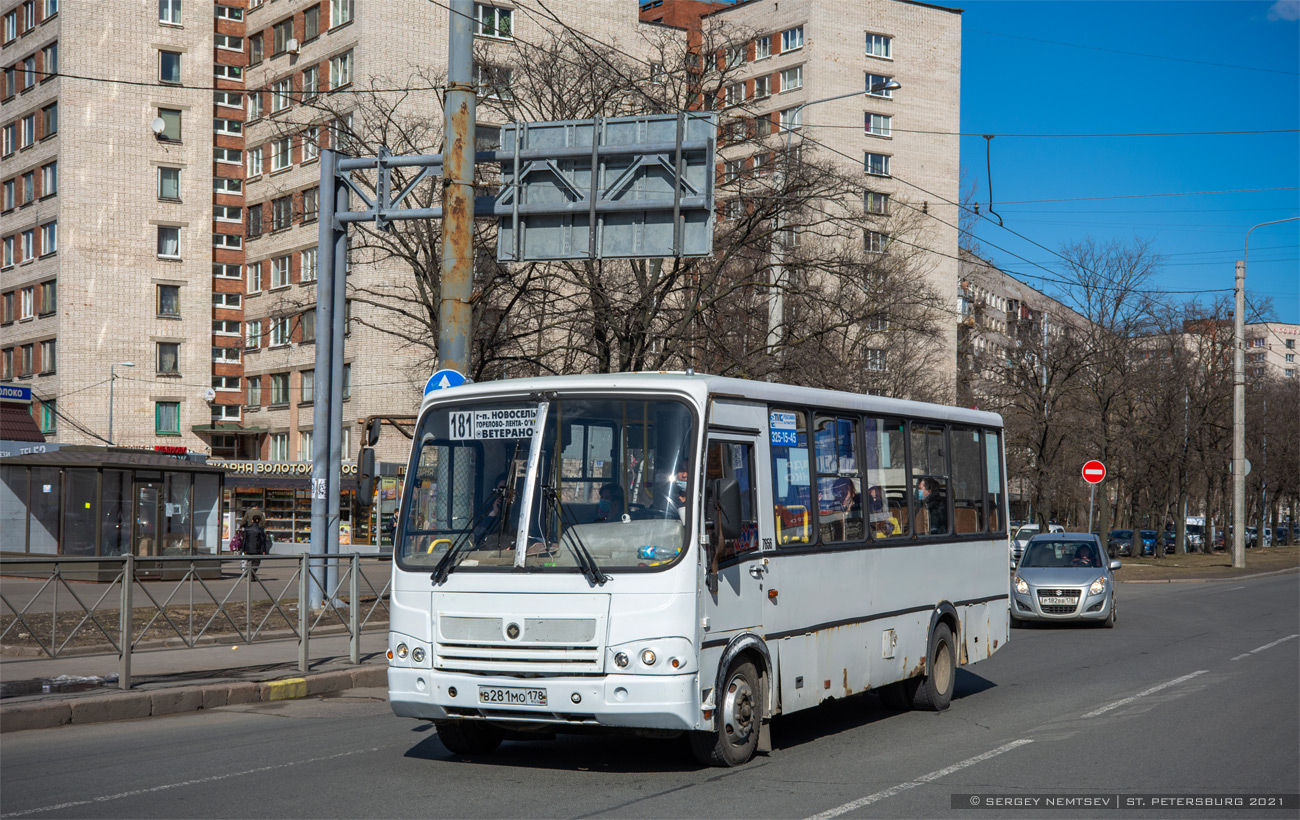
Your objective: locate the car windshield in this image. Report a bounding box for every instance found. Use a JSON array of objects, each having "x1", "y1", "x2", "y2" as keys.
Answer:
[
  {"x1": 1140, "y1": 530, "x2": 1157, "y2": 538},
  {"x1": 1111, "y1": 530, "x2": 1133, "y2": 539},
  {"x1": 397, "y1": 397, "x2": 695, "y2": 574},
  {"x1": 1021, "y1": 540, "x2": 1102, "y2": 568}
]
